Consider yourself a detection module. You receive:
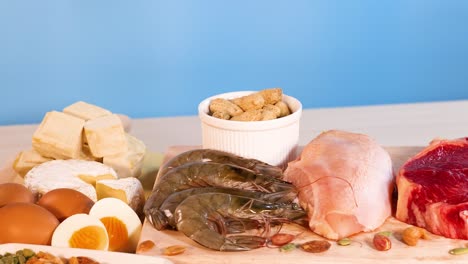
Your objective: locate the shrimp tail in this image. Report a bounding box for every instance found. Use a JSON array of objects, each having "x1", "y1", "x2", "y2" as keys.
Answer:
[{"x1": 146, "y1": 208, "x2": 171, "y2": 231}]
